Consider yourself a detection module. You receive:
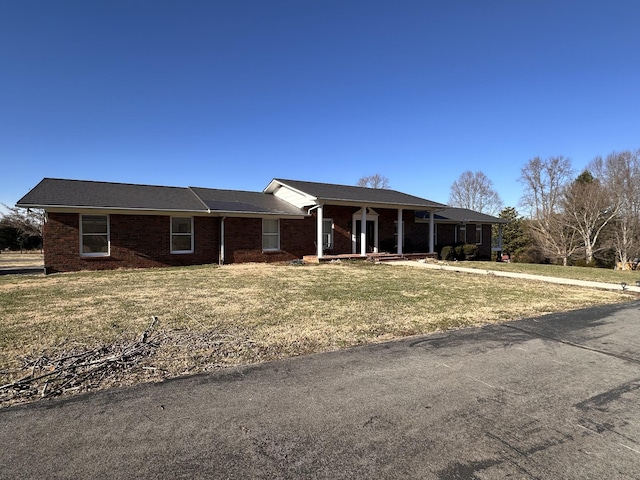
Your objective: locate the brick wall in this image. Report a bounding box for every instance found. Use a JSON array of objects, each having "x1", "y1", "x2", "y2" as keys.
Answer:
[
  {"x1": 44, "y1": 210, "x2": 494, "y2": 272},
  {"x1": 44, "y1": 212, "x2": 218, "y2": 273},
  {"x1": 223, "y1": 216, "x2": 316, "y2": 263}
]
